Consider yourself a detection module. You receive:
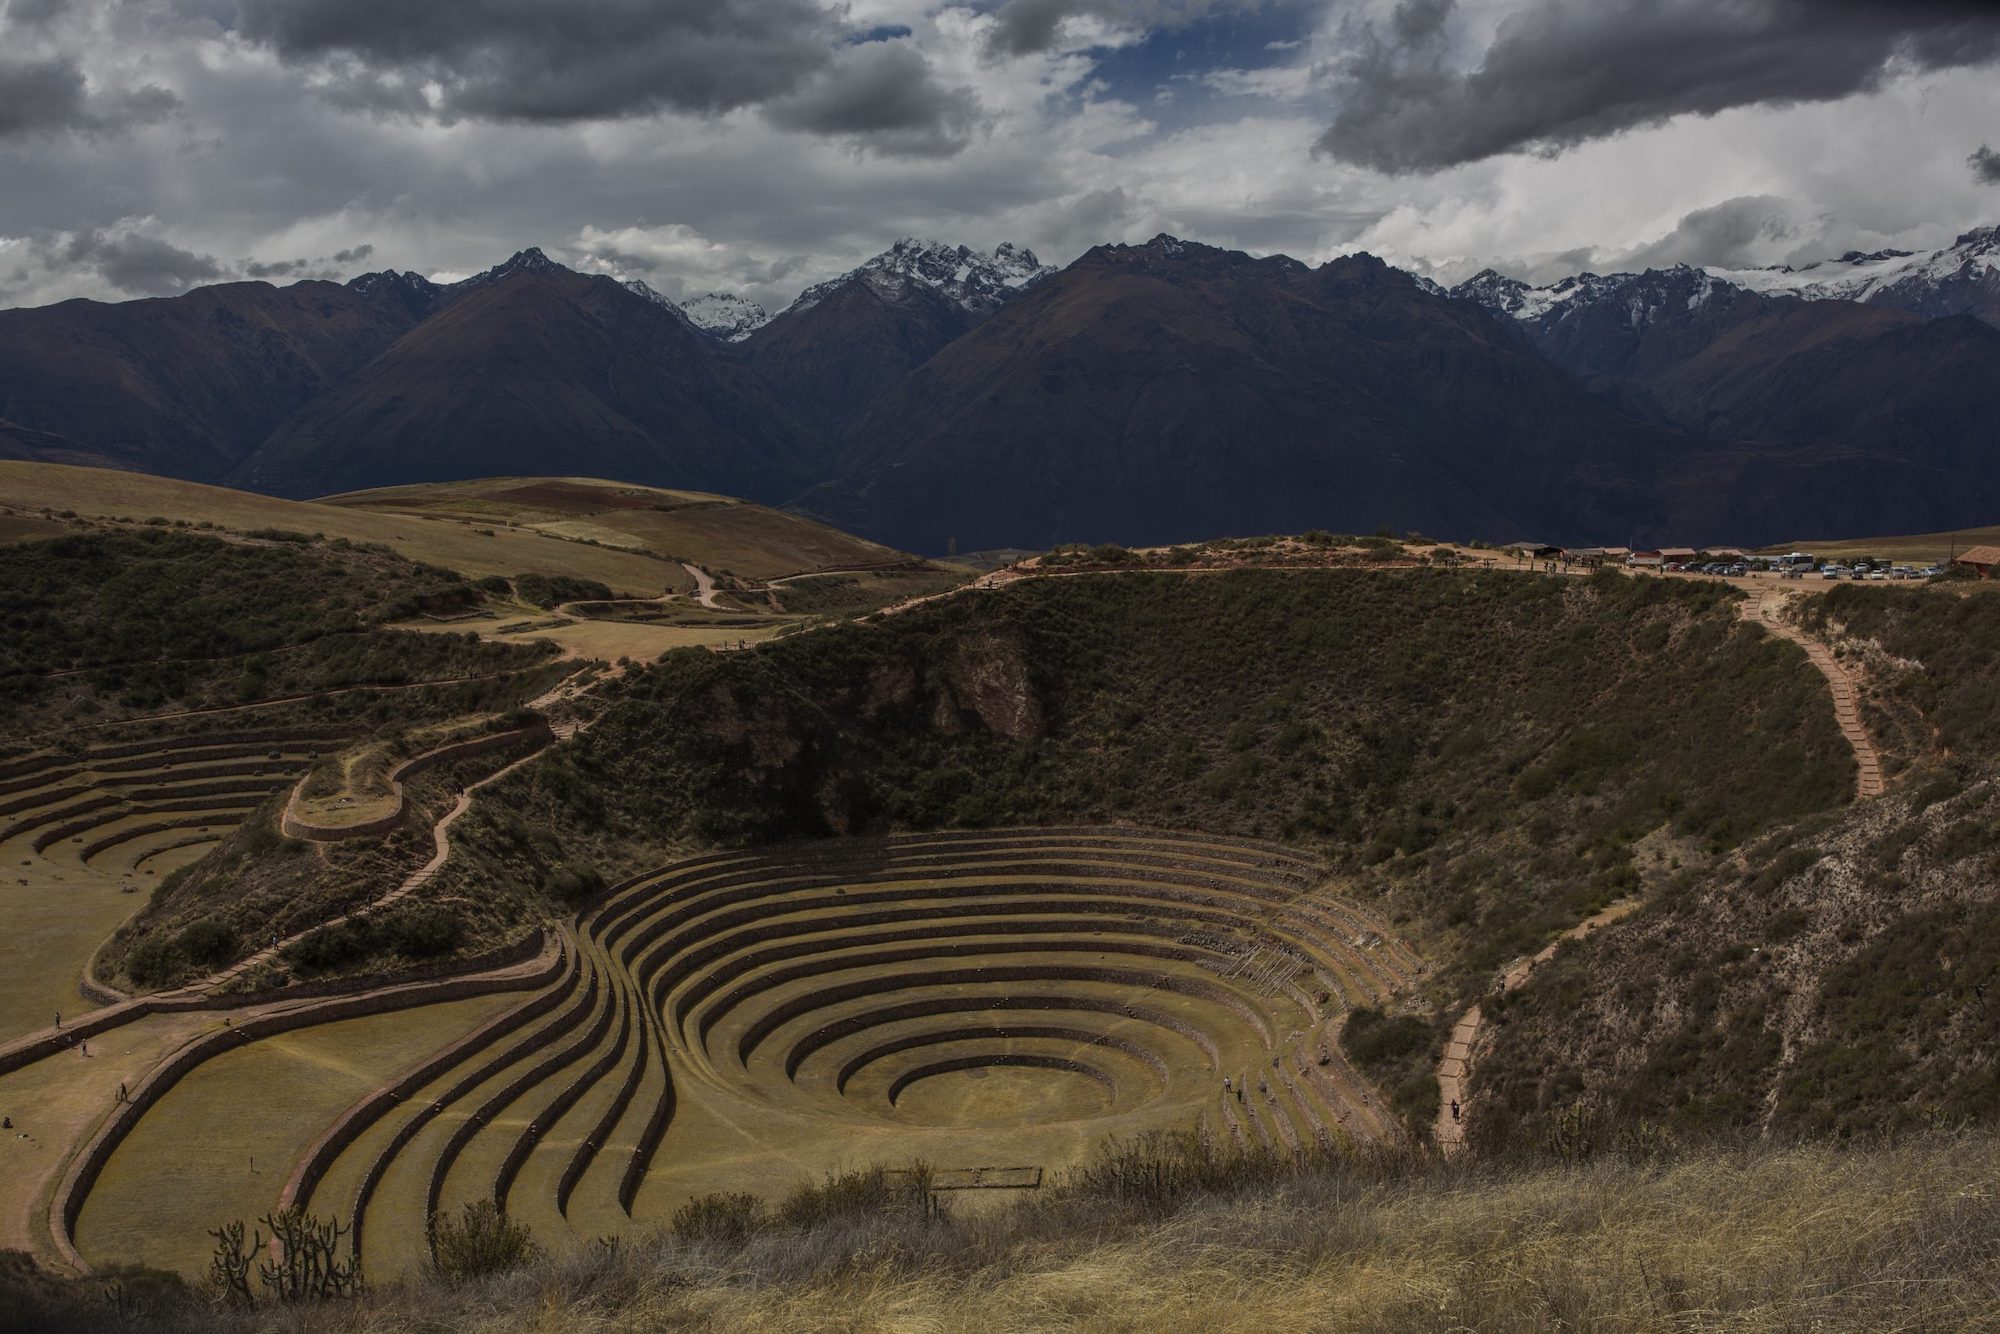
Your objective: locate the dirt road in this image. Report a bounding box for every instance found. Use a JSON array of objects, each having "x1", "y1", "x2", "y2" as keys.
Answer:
[{"x1": 683, "y1": 562, "x2": 723, "y2": 609}]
